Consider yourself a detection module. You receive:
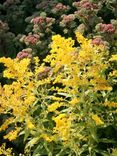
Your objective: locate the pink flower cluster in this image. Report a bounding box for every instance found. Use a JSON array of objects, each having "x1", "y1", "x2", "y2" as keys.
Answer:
[
  {"x1": 98, "y1": 24, "x2": 116, "y2": 33},
  {"x1": 73, "y1": 0, "x2": 98, "y2": 10},
  {"x1": 31, "y1": 17, "x2": 45, "y2": 25},
  {"x1": 92, "y1": 37, "x2": 105, "y2": 45},
  {"x1": 17, "y1": 51, "x2": 32, "y2": 60},
  {"x1": 24, "y1": 34, "x2": 40, "y2": 45},
  {"x1": 31, "y1": 17, "x2": 55, "y2": 25},
  {"x1": 38, "y1": 66, "x2": 52, "y2": 80},
  {"x1": 74, "y1": 10, "x2": 89, "y2": 19},
  {"x1": 92, "y1": 37, "x2": 109, "y2": 48},
  {"x1": 61, "y1": 14, "x2": 75, "y2": 24},
  {"x1": 52, "y1": 3, "x2": 69, "y2": 13}
]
